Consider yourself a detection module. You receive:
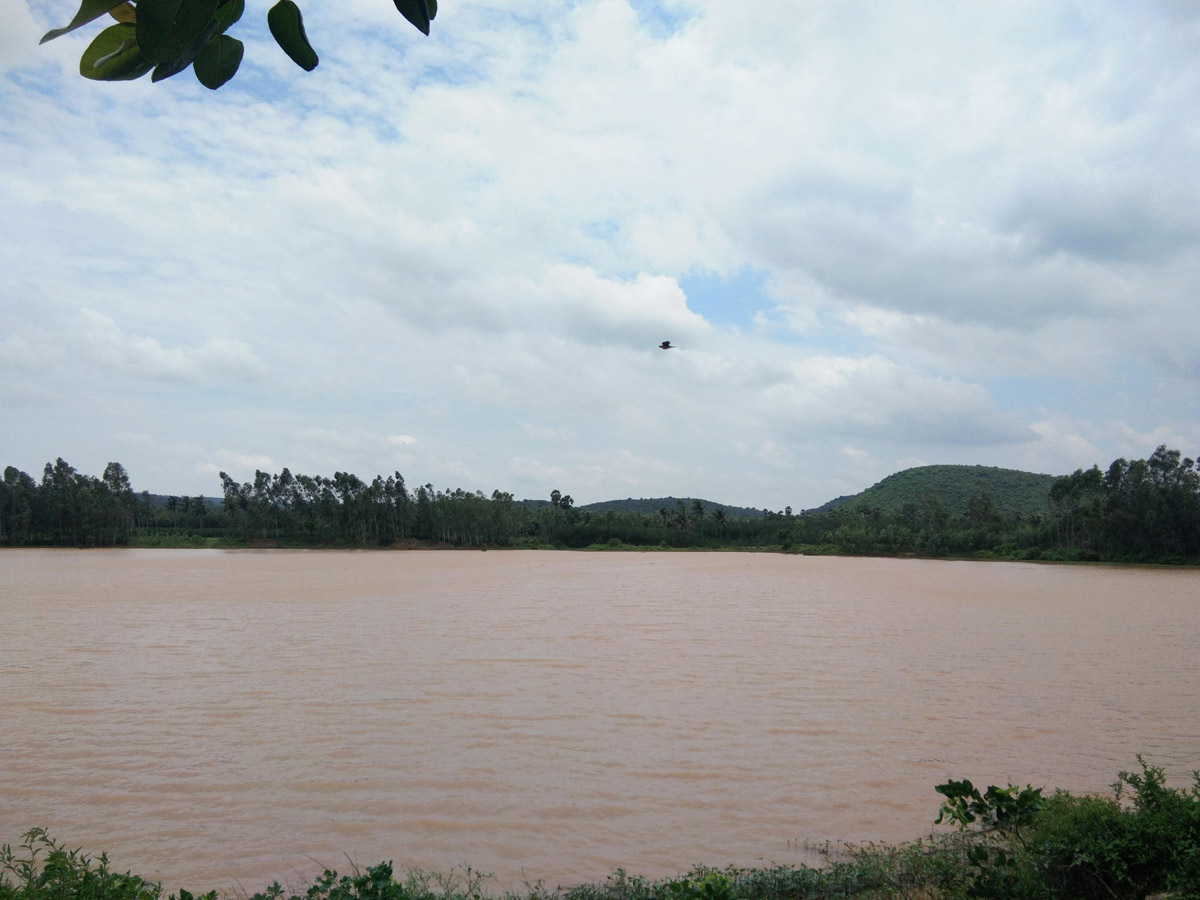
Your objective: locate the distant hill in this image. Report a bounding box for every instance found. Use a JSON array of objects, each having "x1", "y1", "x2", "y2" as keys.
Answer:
[
  {"x1": 145, "y1": 493, "x2": 224, "y2": 508},
  {"x1": 810, "y1": 465, "x2": 1057, "y2": 518},
  {"x1": 518, "y1": 497, "x2": 767, "y2": 517},
  {"x1": 580, "y1": 497, "x2": 767, "y2": 517}
]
